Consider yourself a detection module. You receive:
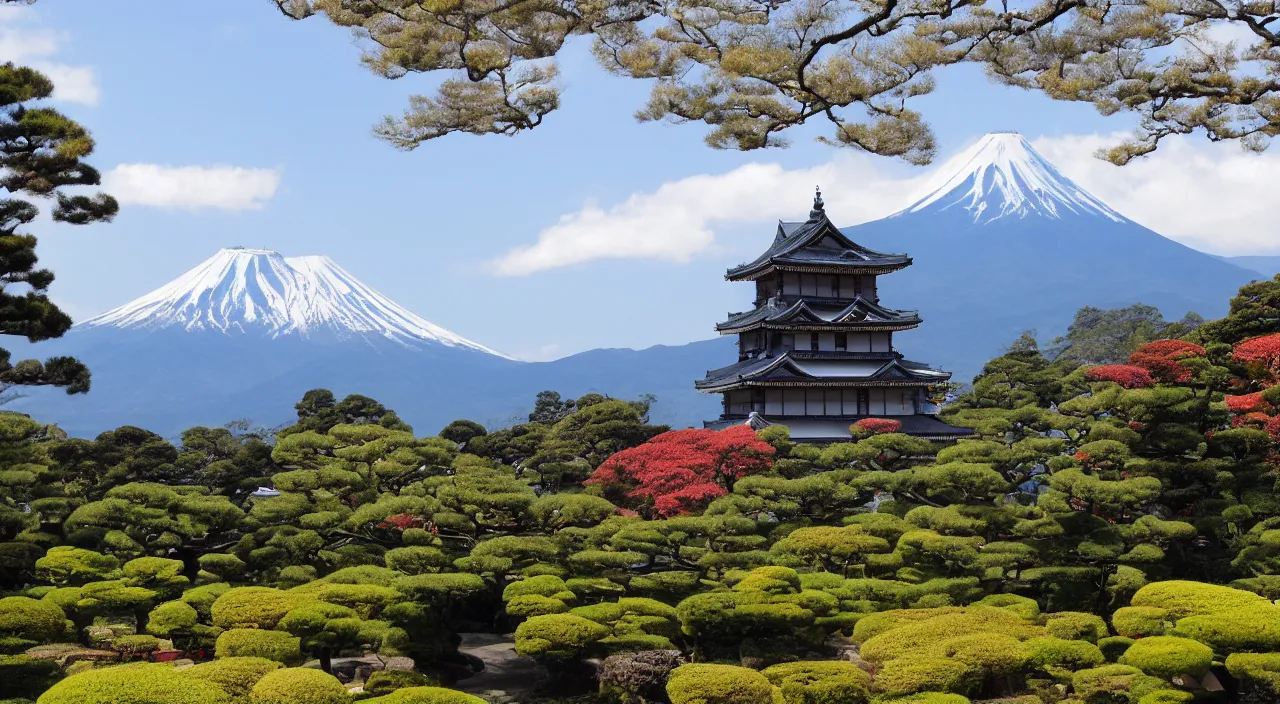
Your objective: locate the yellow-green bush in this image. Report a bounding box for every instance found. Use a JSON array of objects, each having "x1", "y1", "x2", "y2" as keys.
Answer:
[
  {"x1": 1129, "y1": 581, "x2": 1268, "y2": 619},
  {"x1": 361, "y1": 687, "x2": 486, "y2": 703},
  {"x1": 936, "y1": 633, "x2": 1027, "y2": 678},
  {"x1": 248, "y1": 667, "x2": 347, "y2": 704},
  {"x1": 1226, "y1": 652, "x2": 1280, "y2": 696},
  {"x1": 214, "y1": 629, "x2": 303, "y2": 665},
  {"x1": 183, "y1": 657, "x2": 282, "y2": 701},
  {"x1": 667, "y1": 663, "x2": 780, "y2": 704},
  {"x1": 873, "y1": 656, "x2": 972, "y2": 697},
  {"x1": 505, "y1": 594, "x2": 568, "y2": 618},
  {"x1": 211, "y1": 587, "x2": 298, "y2": 630},
  {"x1": 975, "y1": 594, "x2": 1040, "y2": 621},
  {"x1": 363, "y1": 670, "x2": 440, "y2": 696},
  {"x1": 1044, "y1": 611, "x2": 1109, "y2": 643},
  {"x1": 0, "y1": 596, "x2": 67, "y2": 652},
  {"x1": 1021, "y1": 637, "x2": 1106, "y2": 671},
  {"x1": 880, "y1": 695, "x2": 970, "y2": 704},
  {"x1": 38, "y1": 662, "x2": 231, "y2": 704},
  {"x1": 1136, "y1": 691, "x2": 1194, "y2": 704},
  {"x1": 513, "y1": 613, "x2": 610, "y2": 663},
  {"x1": 859, "y1": 607, "x2": 1042, "y2": 665},
  {"x1": 1069, "y1": 664, "x2": 1148, "y2": 701},
  {"x1": 851, "y1": 607, "x2": 964, "y2": 643},
  {"x1": 0, "y1": 653, "x2": 63, "y2": 700},
  {"x1": 760, "y1": 660, "x2": 871, "y2": 704},
  {"x1": 1170, "y1": 606, "x2": 1280, "y2": 652},
  {"x1": 1111, "y1": 607, "x2": 1169, "y2": 638},
  {"x1": 1120, "y1": 636, "x2": 1213, "y2": 678}
]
